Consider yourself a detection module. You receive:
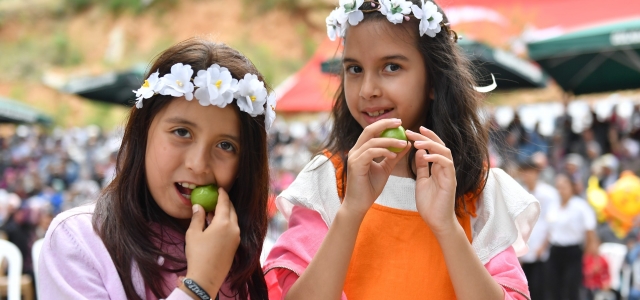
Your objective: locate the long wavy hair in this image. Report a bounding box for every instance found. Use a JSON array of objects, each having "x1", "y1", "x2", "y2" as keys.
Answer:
[
  {"x1": 325, "y1": 0, "x2": 489, "y2": 215},
  {"x1": 94, "y1": 38, "x2": 269, "y2": 300}
]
